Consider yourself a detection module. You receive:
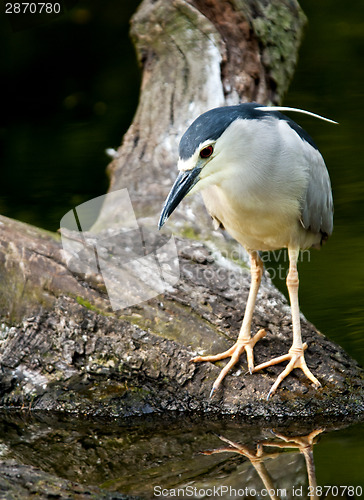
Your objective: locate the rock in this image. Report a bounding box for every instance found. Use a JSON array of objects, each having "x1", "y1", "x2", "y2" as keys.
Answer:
[
  {"x1": 0, "y1": 460, "x2": 139, "y2": 499},
  {"x1": 0, "y1": 238, "x2": 363, "y2": 419}
]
